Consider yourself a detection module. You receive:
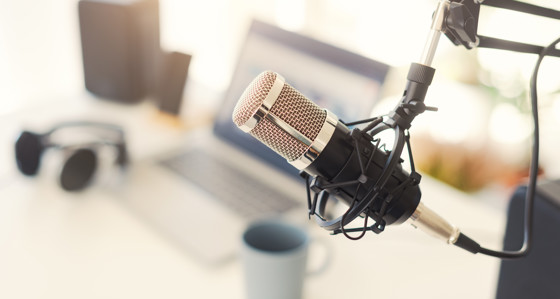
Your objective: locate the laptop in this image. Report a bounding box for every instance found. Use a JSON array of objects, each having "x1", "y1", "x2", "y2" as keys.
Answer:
[{"x1": 120, "y1": 20, "x2": 390, "y2": 265}]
